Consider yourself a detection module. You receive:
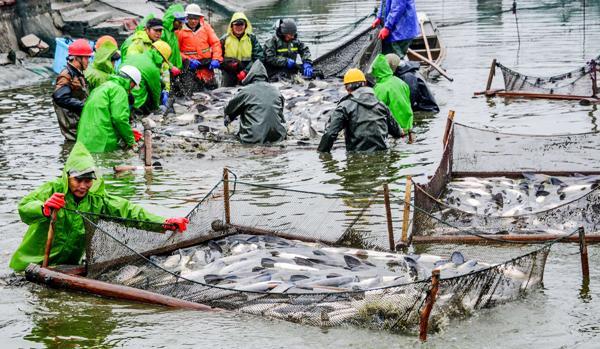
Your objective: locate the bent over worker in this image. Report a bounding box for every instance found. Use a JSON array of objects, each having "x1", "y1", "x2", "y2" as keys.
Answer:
[
  {"x1": 84, "y1": 36, "x2": 121, "y2": 93},
  {"x1": 372, "y1": 0, "x2": 420, "y2": 58},
  {"x1": 224, "y1": 61, "x2": 286, "y2": 144},
  {"x1": 263, "y1": 18, "x2": 313, "y2": 80},
  {"x1": 53, "y1": 39, "x2": 93, "y2": 141},
  {"x1": 9, "y1": 142, "x2": 189, "y2": 272},
  {"x1": 220, "y1": 12, "x2": 264, "y2": 87},
  {"x1": 76, "y1": 65, "x2": 144, "y2": 153},
  {"x1": 317, "y1": 68, "x2": 402, "y2": 153}
]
